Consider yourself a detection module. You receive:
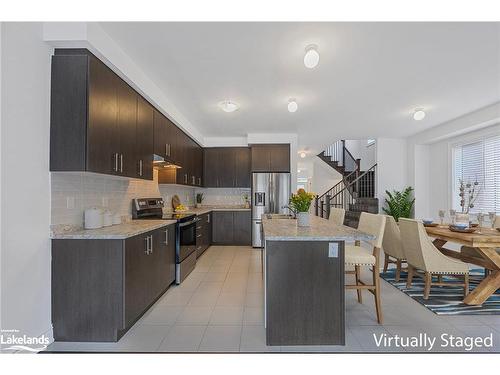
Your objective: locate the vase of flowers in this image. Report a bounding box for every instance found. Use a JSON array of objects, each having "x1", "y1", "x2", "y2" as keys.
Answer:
[
  {"x1": 289, "y1": 189, "x2": 316, "y2": 227},
  {"x1": 456, "y1": 178, "x2": 481, "y2": 228}
]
